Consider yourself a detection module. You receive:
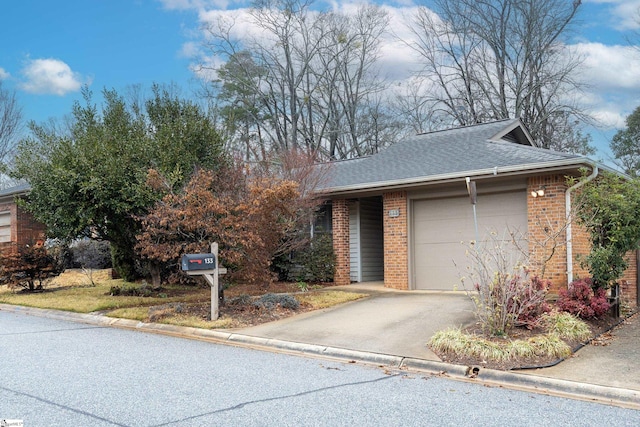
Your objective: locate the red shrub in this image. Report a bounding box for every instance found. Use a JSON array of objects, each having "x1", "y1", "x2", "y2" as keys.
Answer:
[
  {"x1": 557, "y1": 278, "x2": 610, "y2": 319},
  {"x1": 511, "y1": 275, "x2": 552, "y2": 329}
]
